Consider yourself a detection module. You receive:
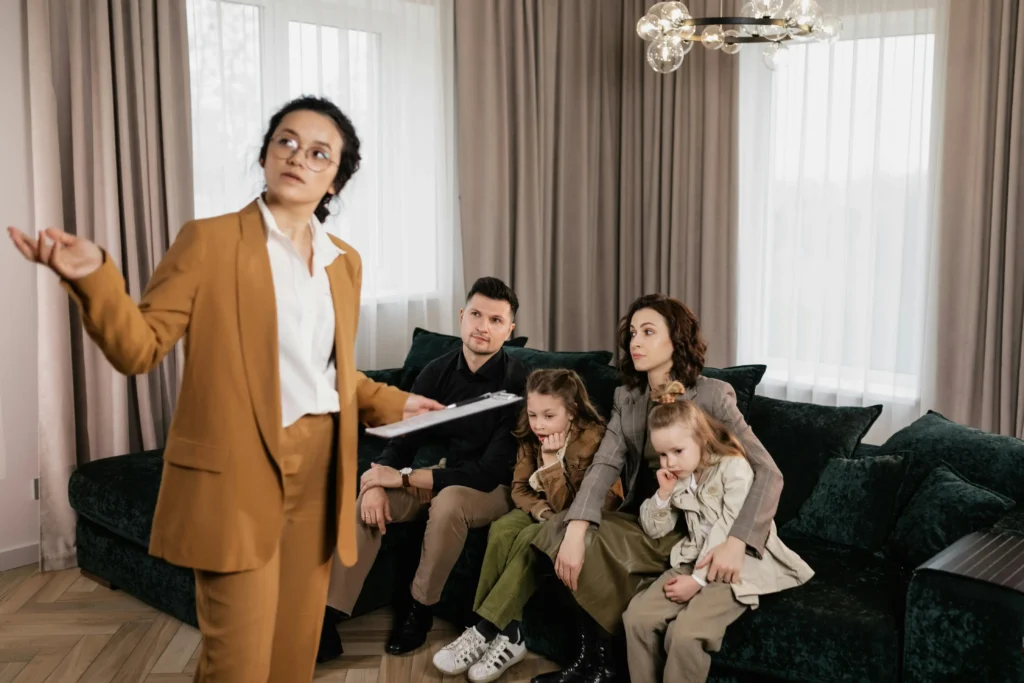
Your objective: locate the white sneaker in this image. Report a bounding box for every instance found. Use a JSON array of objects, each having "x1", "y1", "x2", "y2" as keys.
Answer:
[
  {"x1": 432, "y1": 626, "x2": 490, "y2": 675},
  {"x1": 467, "y1": 634, "x2": 527, "y2": 683}
]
